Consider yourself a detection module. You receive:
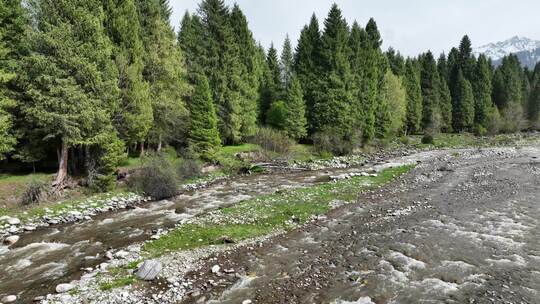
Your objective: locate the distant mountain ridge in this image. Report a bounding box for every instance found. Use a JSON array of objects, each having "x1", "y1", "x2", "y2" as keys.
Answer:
[{"x1": 473, "y1": 36, "x2": 540, "y2": 69}]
